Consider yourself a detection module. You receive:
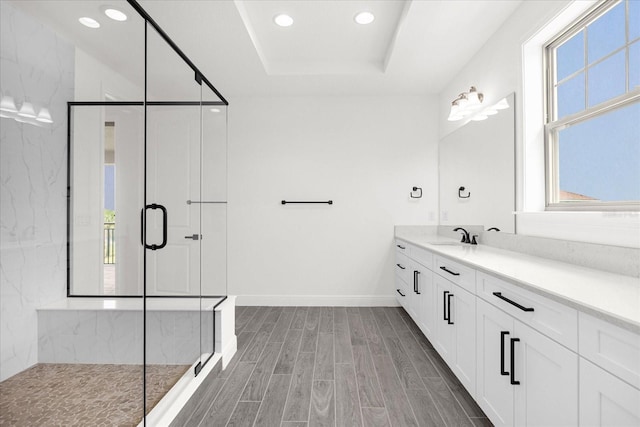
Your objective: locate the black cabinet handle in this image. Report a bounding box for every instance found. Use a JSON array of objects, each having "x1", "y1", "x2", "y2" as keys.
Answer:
[
  {"x1": 440, "y1": 266, "x2": 460, "y2": 276},
  {"x1": 414, "y1": 271, "x2": 421, "y2": 294},
  {"x1": 493, "y1": 292, "x2": 534, "y2": 312},
  {"x1": 397, "y1": 244, "x2": 405, "y2": 250},
  {"x1": 396, "y1": 289, "x2": 405, "y2": 297},
  {"x1": 396, "y1": 263, "x2": 405, "y2": 270},
  {"x1": 500, "y1": 331, "x2": 510, "y2": 376},
  {"x1": 510, "y1": 338, "x2": 520, "y2": 385},
  {"x1": 443, "y1": 291, "x2": 449, "y2": 321},
  {"x1": 447, "y1": 293, "x2": 454, "y2": 324}
]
